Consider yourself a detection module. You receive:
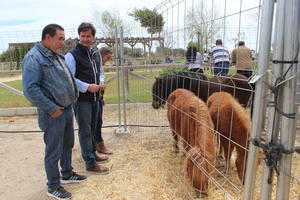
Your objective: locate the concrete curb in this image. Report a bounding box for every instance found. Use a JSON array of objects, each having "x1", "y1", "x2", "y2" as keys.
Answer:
[
  {"x1": 0, "y1": 103, "x2": 152, "y2": 117},
  {"x1": 0, "y1": 107, "x2": 37, "y2": 116}
]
